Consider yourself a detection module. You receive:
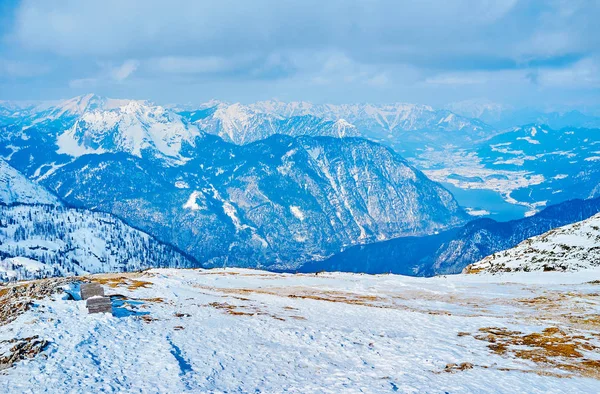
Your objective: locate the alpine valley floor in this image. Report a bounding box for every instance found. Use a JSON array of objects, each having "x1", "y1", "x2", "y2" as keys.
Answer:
[{"x1": 1, "y1": 268, "x2": 600, "y2": 393}]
